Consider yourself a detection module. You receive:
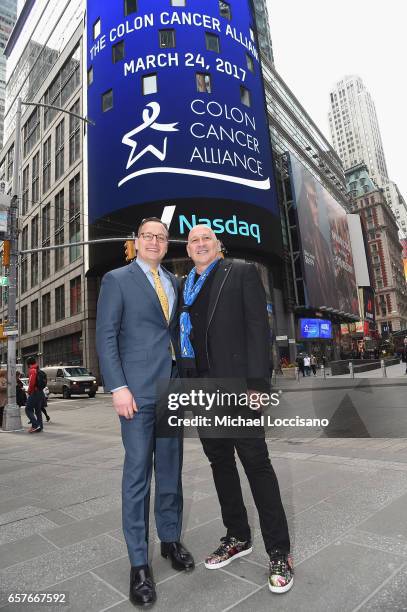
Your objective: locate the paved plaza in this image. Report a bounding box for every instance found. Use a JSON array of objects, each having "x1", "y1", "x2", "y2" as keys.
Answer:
[{"x1": 1, "y1": 387, "x2": 407, "y2": 612}]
